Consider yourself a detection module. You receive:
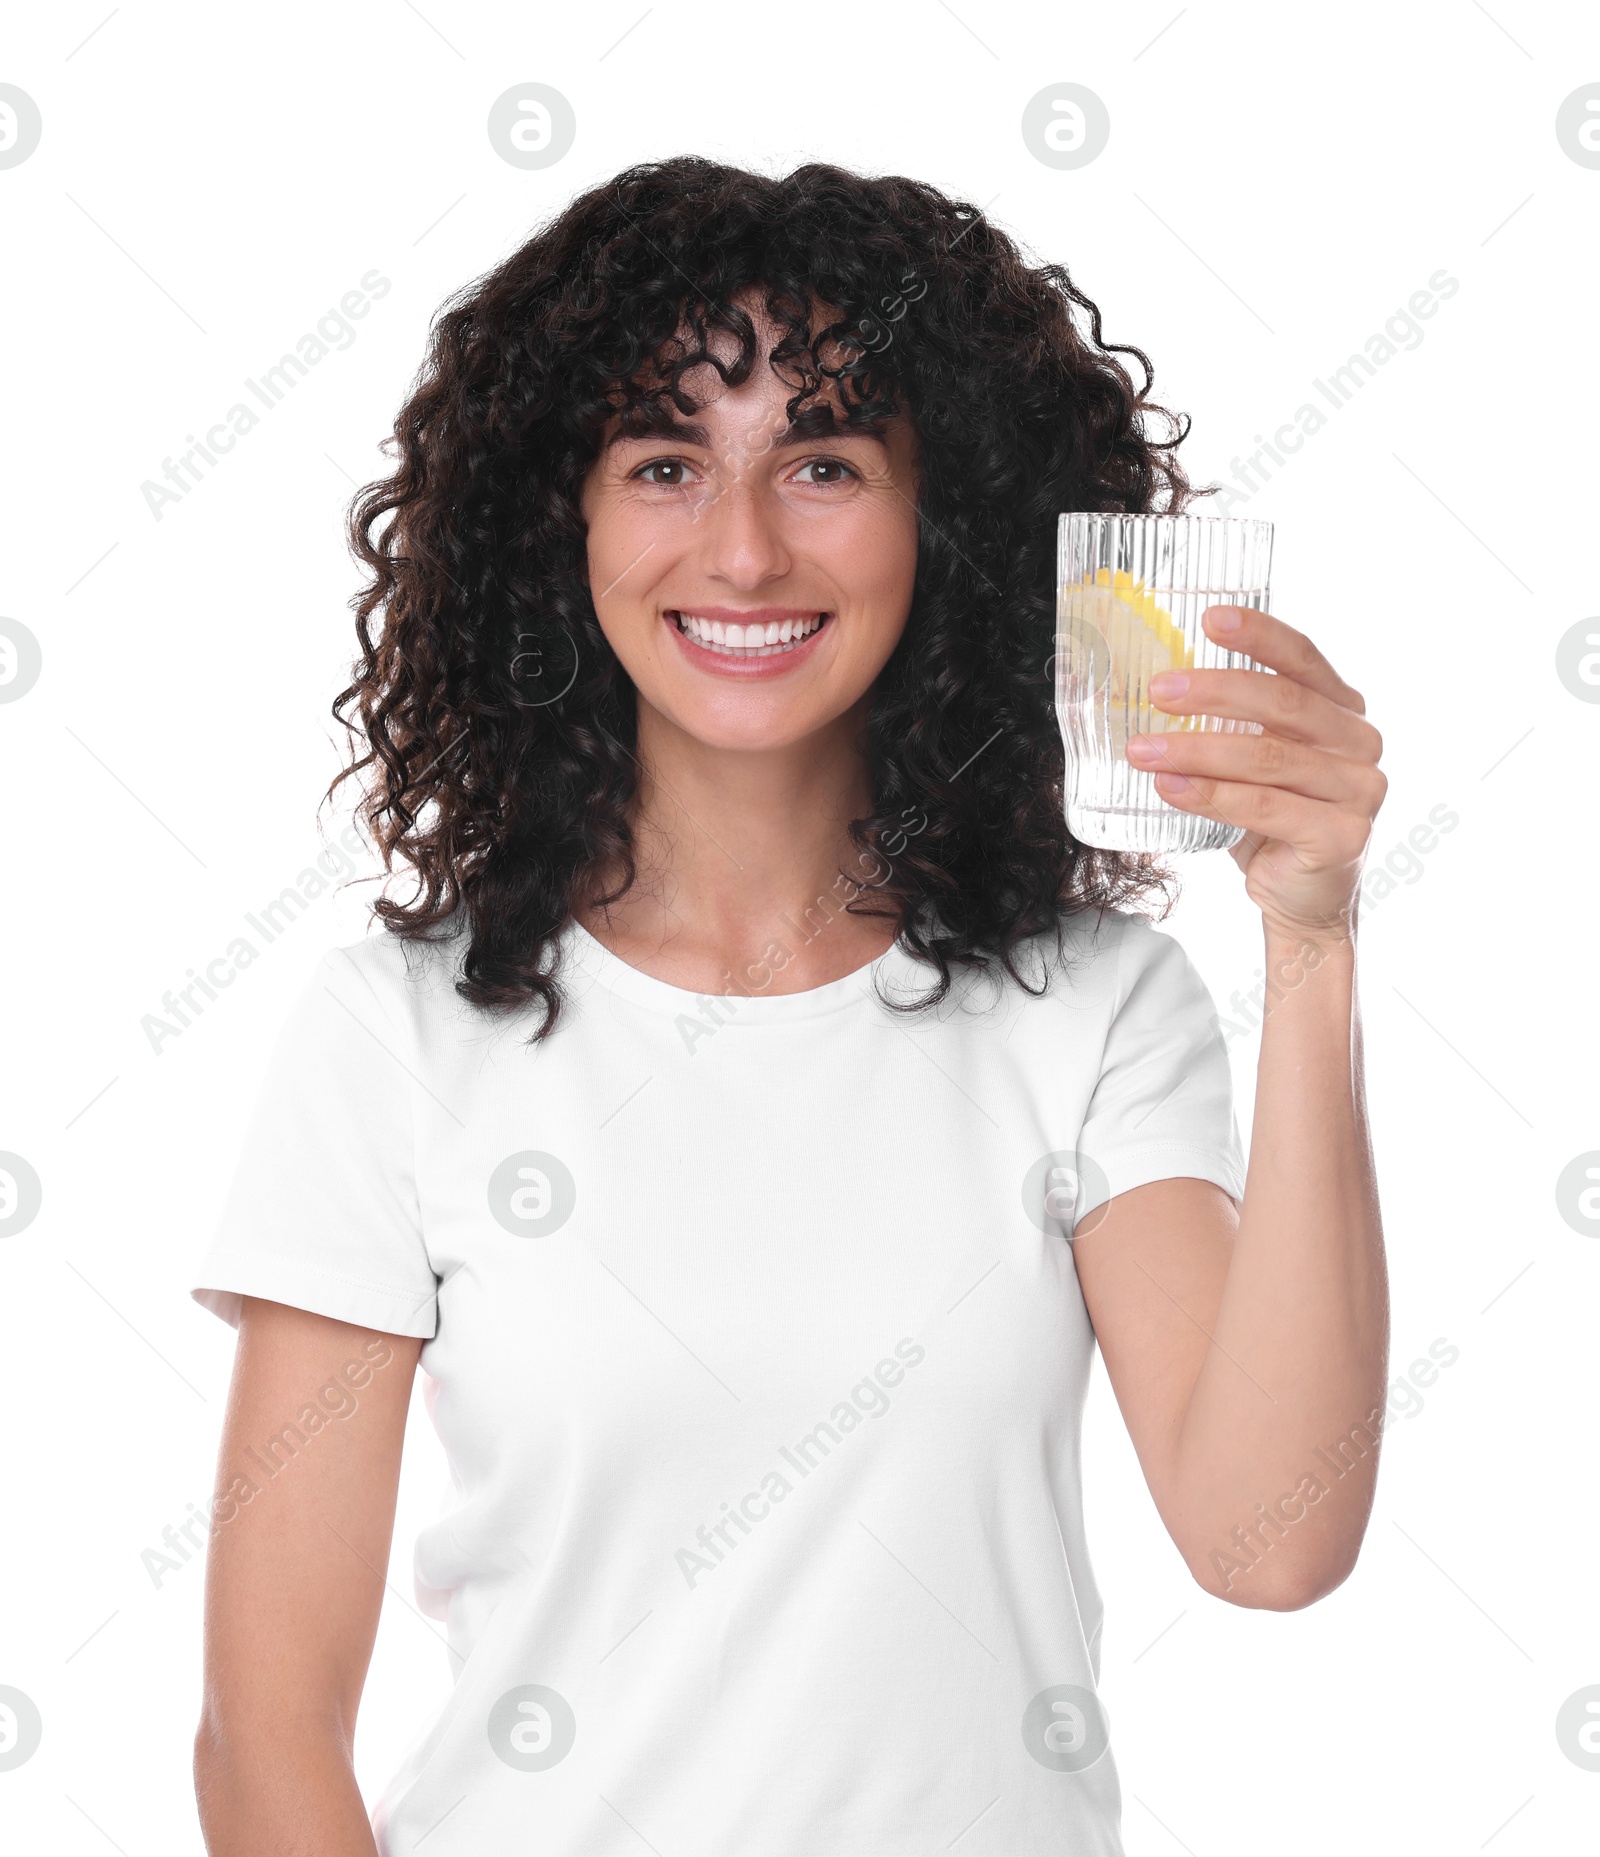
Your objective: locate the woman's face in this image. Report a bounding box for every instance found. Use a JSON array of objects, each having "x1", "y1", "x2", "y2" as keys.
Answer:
[{"x1": 579, "y1": 305, "x2": 922, "y2": 755}]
